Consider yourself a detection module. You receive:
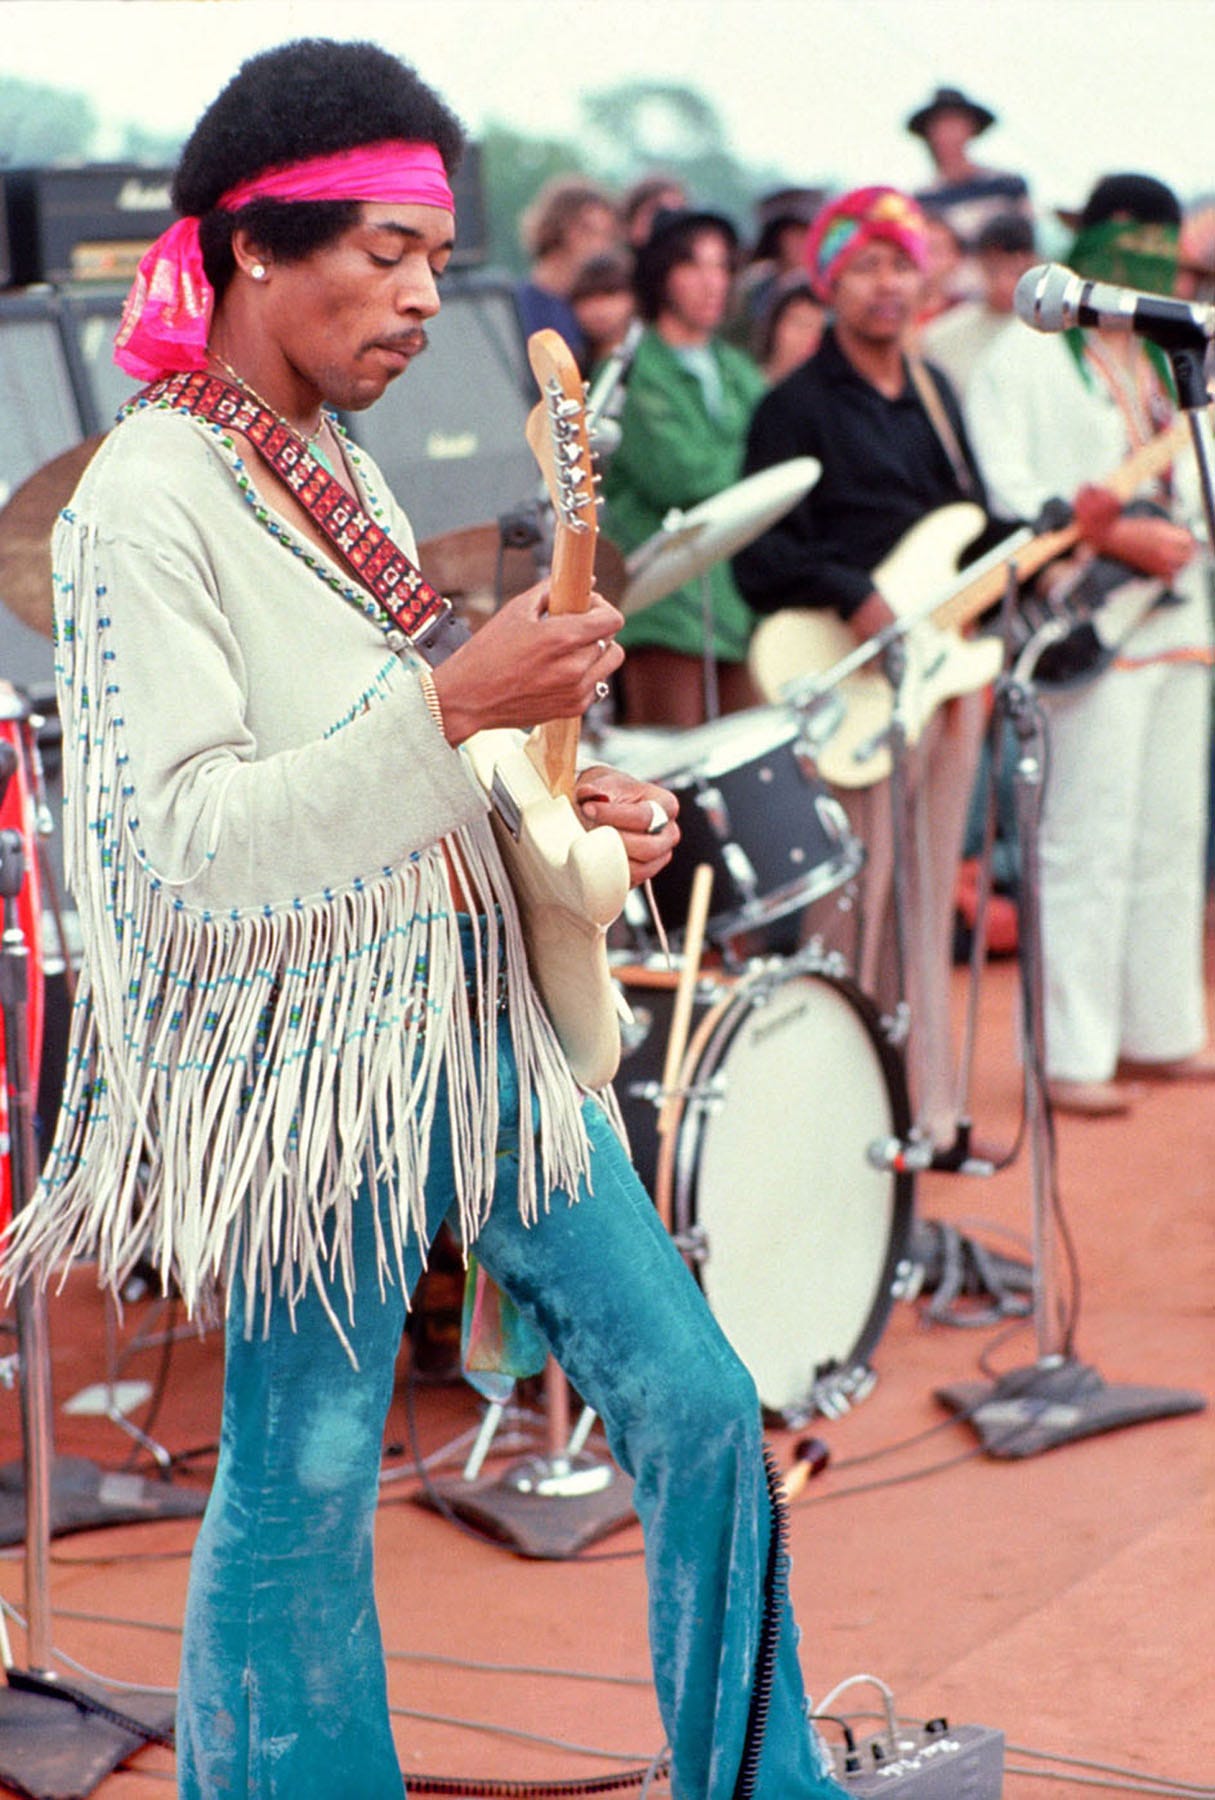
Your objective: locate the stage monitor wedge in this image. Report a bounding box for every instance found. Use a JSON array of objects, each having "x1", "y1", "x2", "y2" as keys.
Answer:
[{"x1": 342, "y1": 272, "x2": 538, "y2": 542}]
